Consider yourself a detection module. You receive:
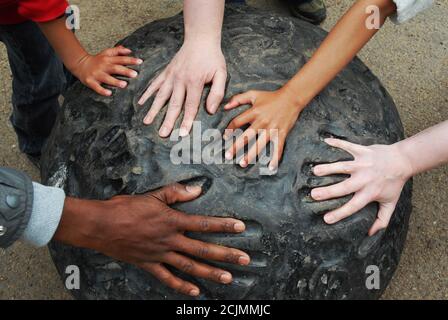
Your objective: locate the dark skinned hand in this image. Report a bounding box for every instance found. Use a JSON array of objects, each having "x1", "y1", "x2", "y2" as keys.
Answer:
[{"x1": 54, "y1": 183, "x2": 250, "y2": 297}]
